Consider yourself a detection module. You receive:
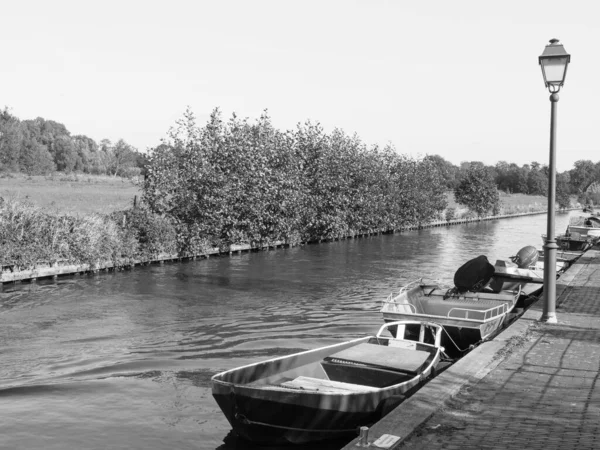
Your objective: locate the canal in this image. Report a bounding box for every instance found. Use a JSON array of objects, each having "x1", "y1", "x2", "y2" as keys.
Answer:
[{"x1": 0, "y1": 211, "x2": 576, "y2": 450}]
